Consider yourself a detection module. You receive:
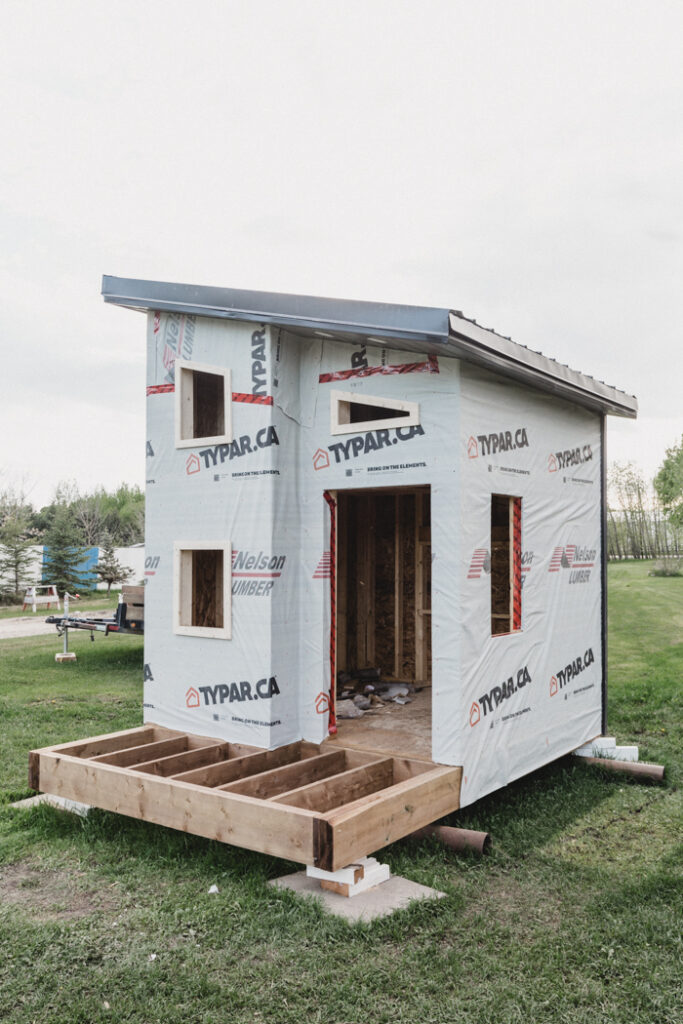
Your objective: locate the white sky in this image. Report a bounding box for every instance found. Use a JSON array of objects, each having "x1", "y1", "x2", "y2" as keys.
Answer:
[{"x1": 1, "y1": 0, "x2": 681, "y2": 508}]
